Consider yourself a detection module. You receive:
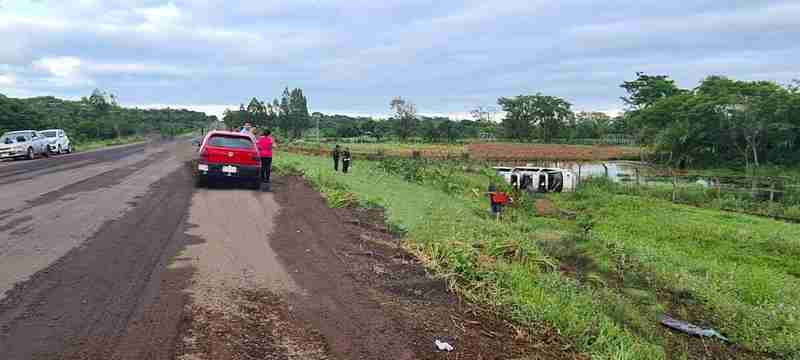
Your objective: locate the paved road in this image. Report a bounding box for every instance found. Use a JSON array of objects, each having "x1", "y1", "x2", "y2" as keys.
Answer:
[{"x1": 0, "y1": 140, "x2": 203, "y2": 359}]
